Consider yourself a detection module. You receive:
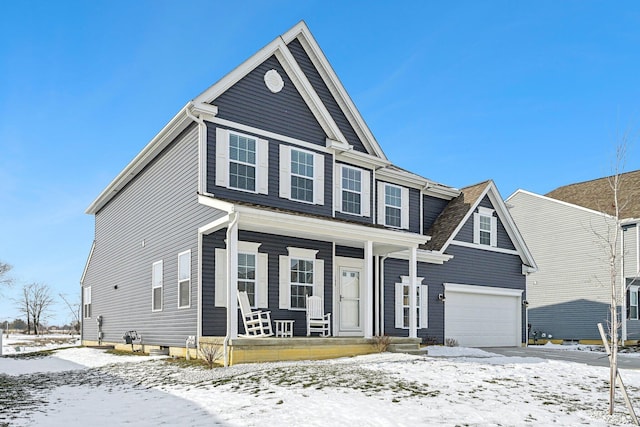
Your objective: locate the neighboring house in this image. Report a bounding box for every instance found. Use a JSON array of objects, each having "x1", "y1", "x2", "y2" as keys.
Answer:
[
  {"x1": 507, "y1": 170, "x2": 640, "y2": 343},
  {"x1": 81, "y1": 21, "x2": 536, "y2": 364}
]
